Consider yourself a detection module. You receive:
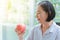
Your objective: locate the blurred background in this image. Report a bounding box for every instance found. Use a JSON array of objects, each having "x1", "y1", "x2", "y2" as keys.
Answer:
[{"x1": 0, "y1": 0, "x2": 60, "y2": 40}]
